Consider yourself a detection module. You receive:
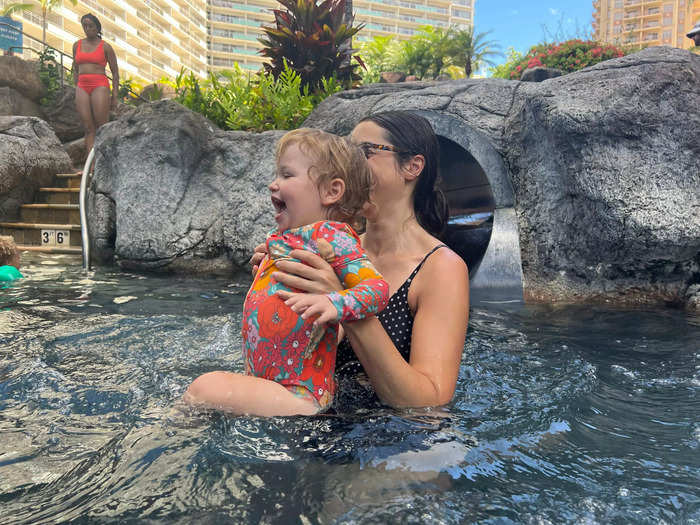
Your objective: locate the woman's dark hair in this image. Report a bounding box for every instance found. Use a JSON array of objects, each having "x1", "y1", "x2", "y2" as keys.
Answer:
[
  {"x1": 80, "y1": 13, "x2": 102, "y2": 39},
  {"x1": 360, "y1": 111, "x2": 448, "y2": 238}
]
